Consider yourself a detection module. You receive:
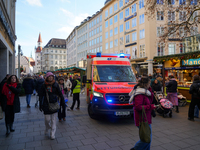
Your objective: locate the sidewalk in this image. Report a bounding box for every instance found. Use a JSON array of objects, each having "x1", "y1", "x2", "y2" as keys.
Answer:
[{"x1": 0, "y1": 94, "x2": 200, "y2": 150}]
